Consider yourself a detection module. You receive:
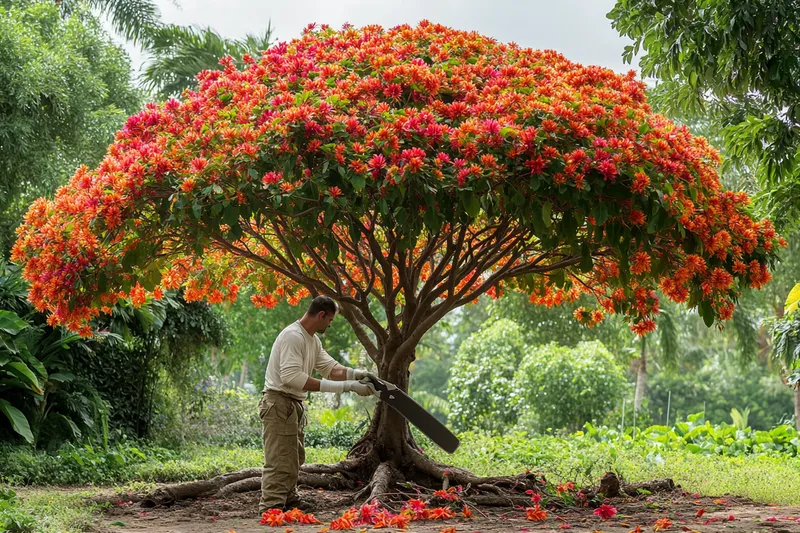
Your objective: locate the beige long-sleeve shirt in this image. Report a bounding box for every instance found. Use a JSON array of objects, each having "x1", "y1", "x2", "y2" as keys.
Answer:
[{"x1": 263, "y1": 321, "x2": 339, "y2": 400}]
